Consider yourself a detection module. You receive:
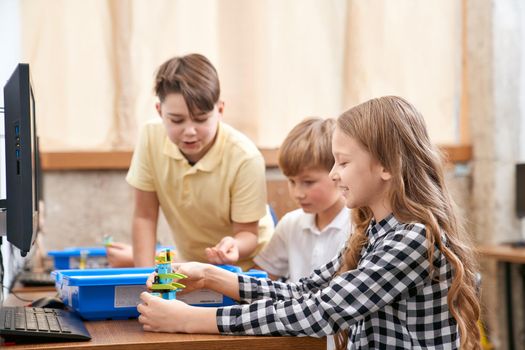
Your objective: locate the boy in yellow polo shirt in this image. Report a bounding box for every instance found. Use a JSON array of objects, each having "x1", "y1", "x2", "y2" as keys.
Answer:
[{"x1": 107, "y1": 54, "x2": 273, "y2": 270}]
